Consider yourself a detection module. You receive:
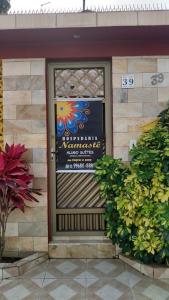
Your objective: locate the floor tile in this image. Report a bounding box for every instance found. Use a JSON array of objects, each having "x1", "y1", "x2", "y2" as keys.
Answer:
[
  {"x1": 31, "y1": 278, "x2": 44, "y2": 288},
  {"x1": 44, "y1": 272, "x2": 56, "y2": 279},
  {"x1": 49, "y1": 284, "x2": 77, "y2": 300},
  {"x1": 87, "y1": 259, "x2": 125, "y2": 278},
  {"x1": 94, "y1": 261, "x2": 117, "y2": 275},
  {"x1": 0, "y1": 279, "x2": 13, "y2": 288},
  {"x1": 47, "y1": 259, "x2": 87, "y2": 279},
  {"x1": 55, "y1": 261, "x2": 78, "y2": 274},
  {"x1": 74, "y1": 272, "x2": 98, "y2": 287},
  {"x1": 86, "y1": 277, "x2": 132, "y2": 300},
  {"x1": 42, "y1": 278, "x2": 57, "y2": 287},
  {"x1": 142, "y1": 284, "x2": 169, "y2": 300},
  {"x1": 95, "y1": 284, "x2": 123, "y2": 300},
  {"x1": 116, "y1": 271, "x2": 141, "y2": 288},
  {"x1": 3, "y1": 284, "x2": 31, "y2": 300},
  {"x1": 1, "y1": 258, "x2": 169, "y2": 300}
]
